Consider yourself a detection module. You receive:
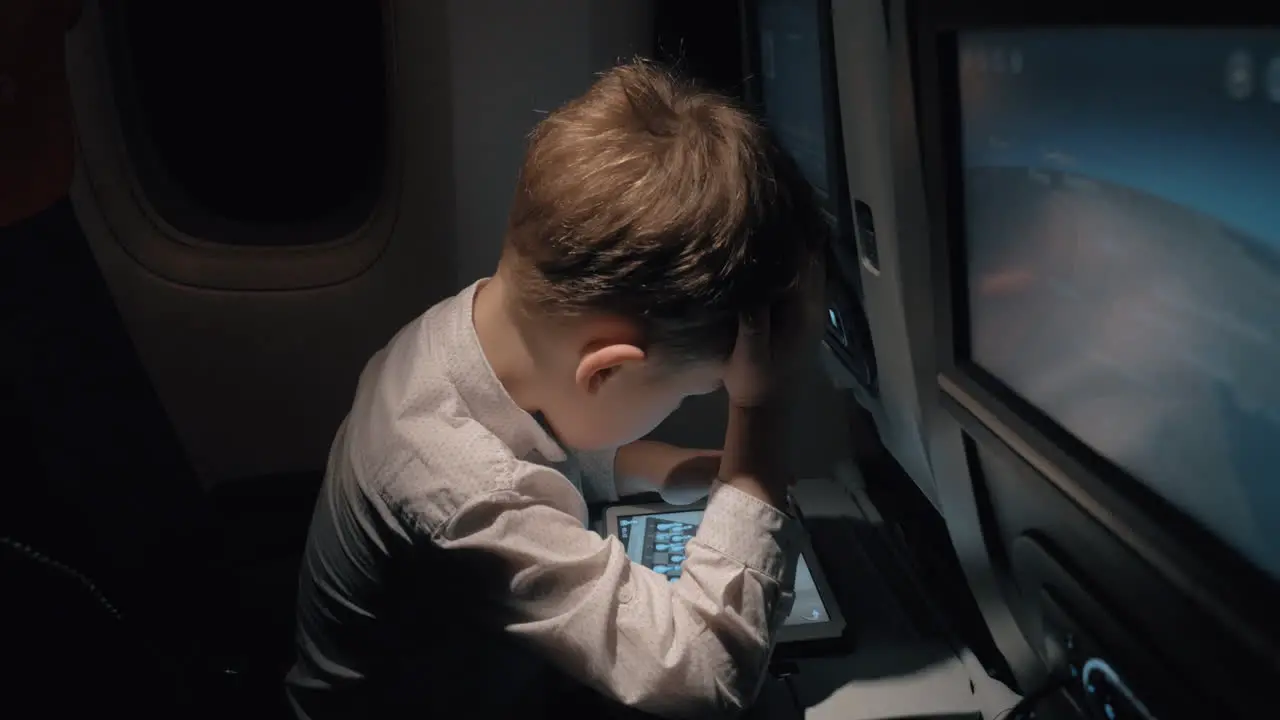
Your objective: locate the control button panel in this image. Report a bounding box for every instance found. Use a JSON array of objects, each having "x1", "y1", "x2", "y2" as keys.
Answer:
[
  {"x1": 1077, "y1": 657, "x2": 1156, "y2": 720},
  {"x1": 853, "y1": 199, "x2": 880, "y2": 274},
  {"x1": 1039, "y1": 590, "x2": 1169, "y2": 720}
]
